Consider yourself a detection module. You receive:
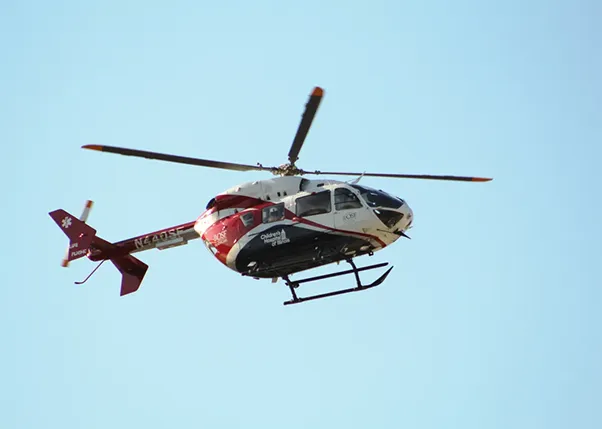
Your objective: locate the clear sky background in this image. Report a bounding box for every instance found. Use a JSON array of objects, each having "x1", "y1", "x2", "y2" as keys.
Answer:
[{"x1": 2, "y1": 1, "x2": 601, "y2": 428}]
